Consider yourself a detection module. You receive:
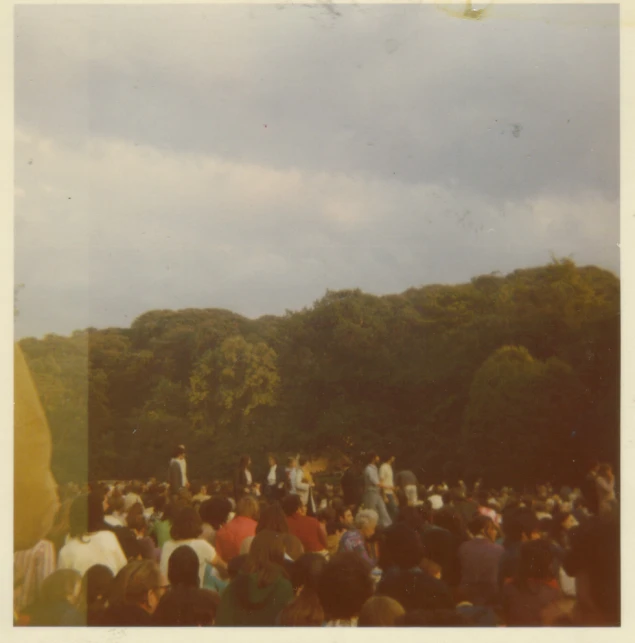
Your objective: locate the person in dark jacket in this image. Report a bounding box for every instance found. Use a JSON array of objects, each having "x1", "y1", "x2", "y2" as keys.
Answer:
[
  {"x1": 234, "y1": 455, "x2": 254, "y2": 501},
  {"x1": 340, "y1": 461, "x2": 364, "y2": 509},
  {"x1": 264, "y1": 454, "x2": 288, "y2": 502},
  {"x1": 377, "y1": 523, "x2": 454, "y2": 612},
  {"x1": 216, "y1": 530, "x2": 294, "y2": 626}
]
